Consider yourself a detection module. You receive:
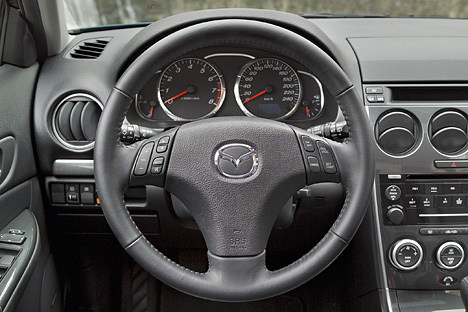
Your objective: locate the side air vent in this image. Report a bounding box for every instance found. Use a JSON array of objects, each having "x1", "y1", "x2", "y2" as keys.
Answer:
[
  {"x1": 429, "y1": 110, "x2": 468, "y2": 155},
  {"x1": 375, "y1": 110, "x2": 420, "y2": 156},
  {"x1": 67, "y1": 37, "x2": 112, "y2": 59},
  {"x1": 52, "y1": 94, "x2": 103, "y2": 151}
]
